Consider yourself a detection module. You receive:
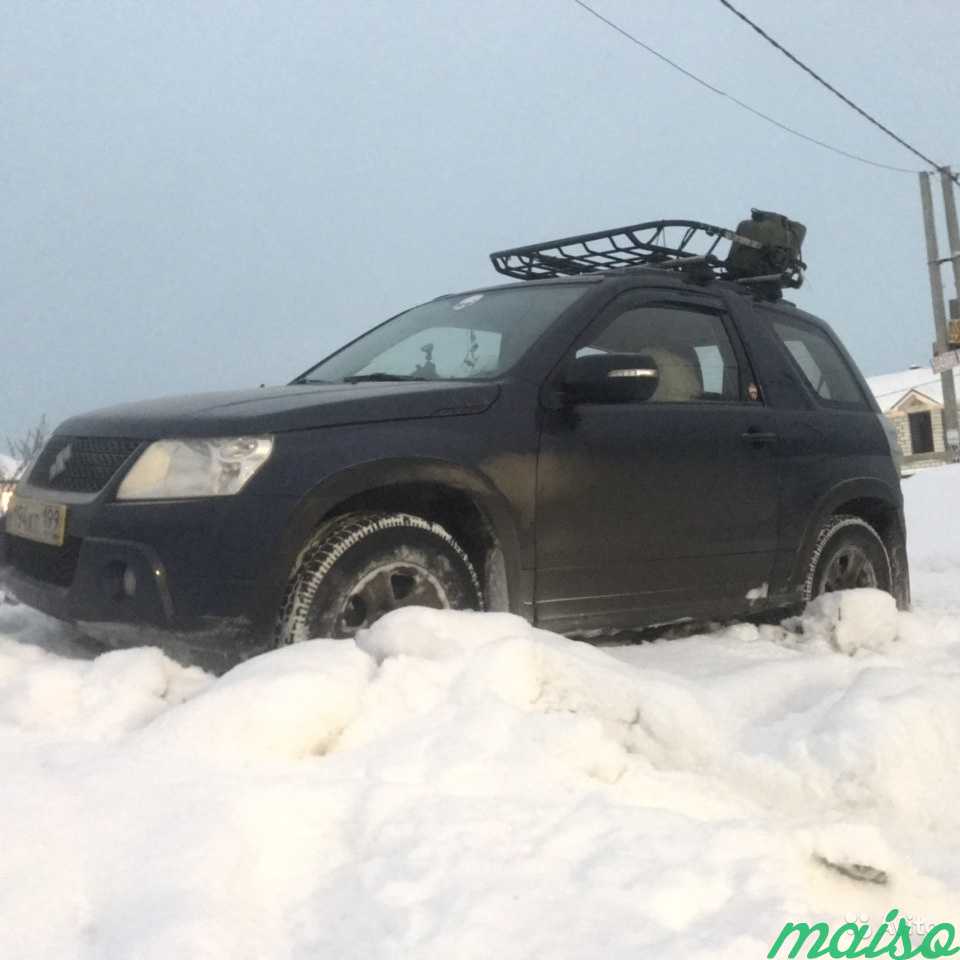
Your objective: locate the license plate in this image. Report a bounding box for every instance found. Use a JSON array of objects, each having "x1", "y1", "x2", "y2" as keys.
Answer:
[{"x1": 6, "y1": 494, "x2": 68, "y2": 547}]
